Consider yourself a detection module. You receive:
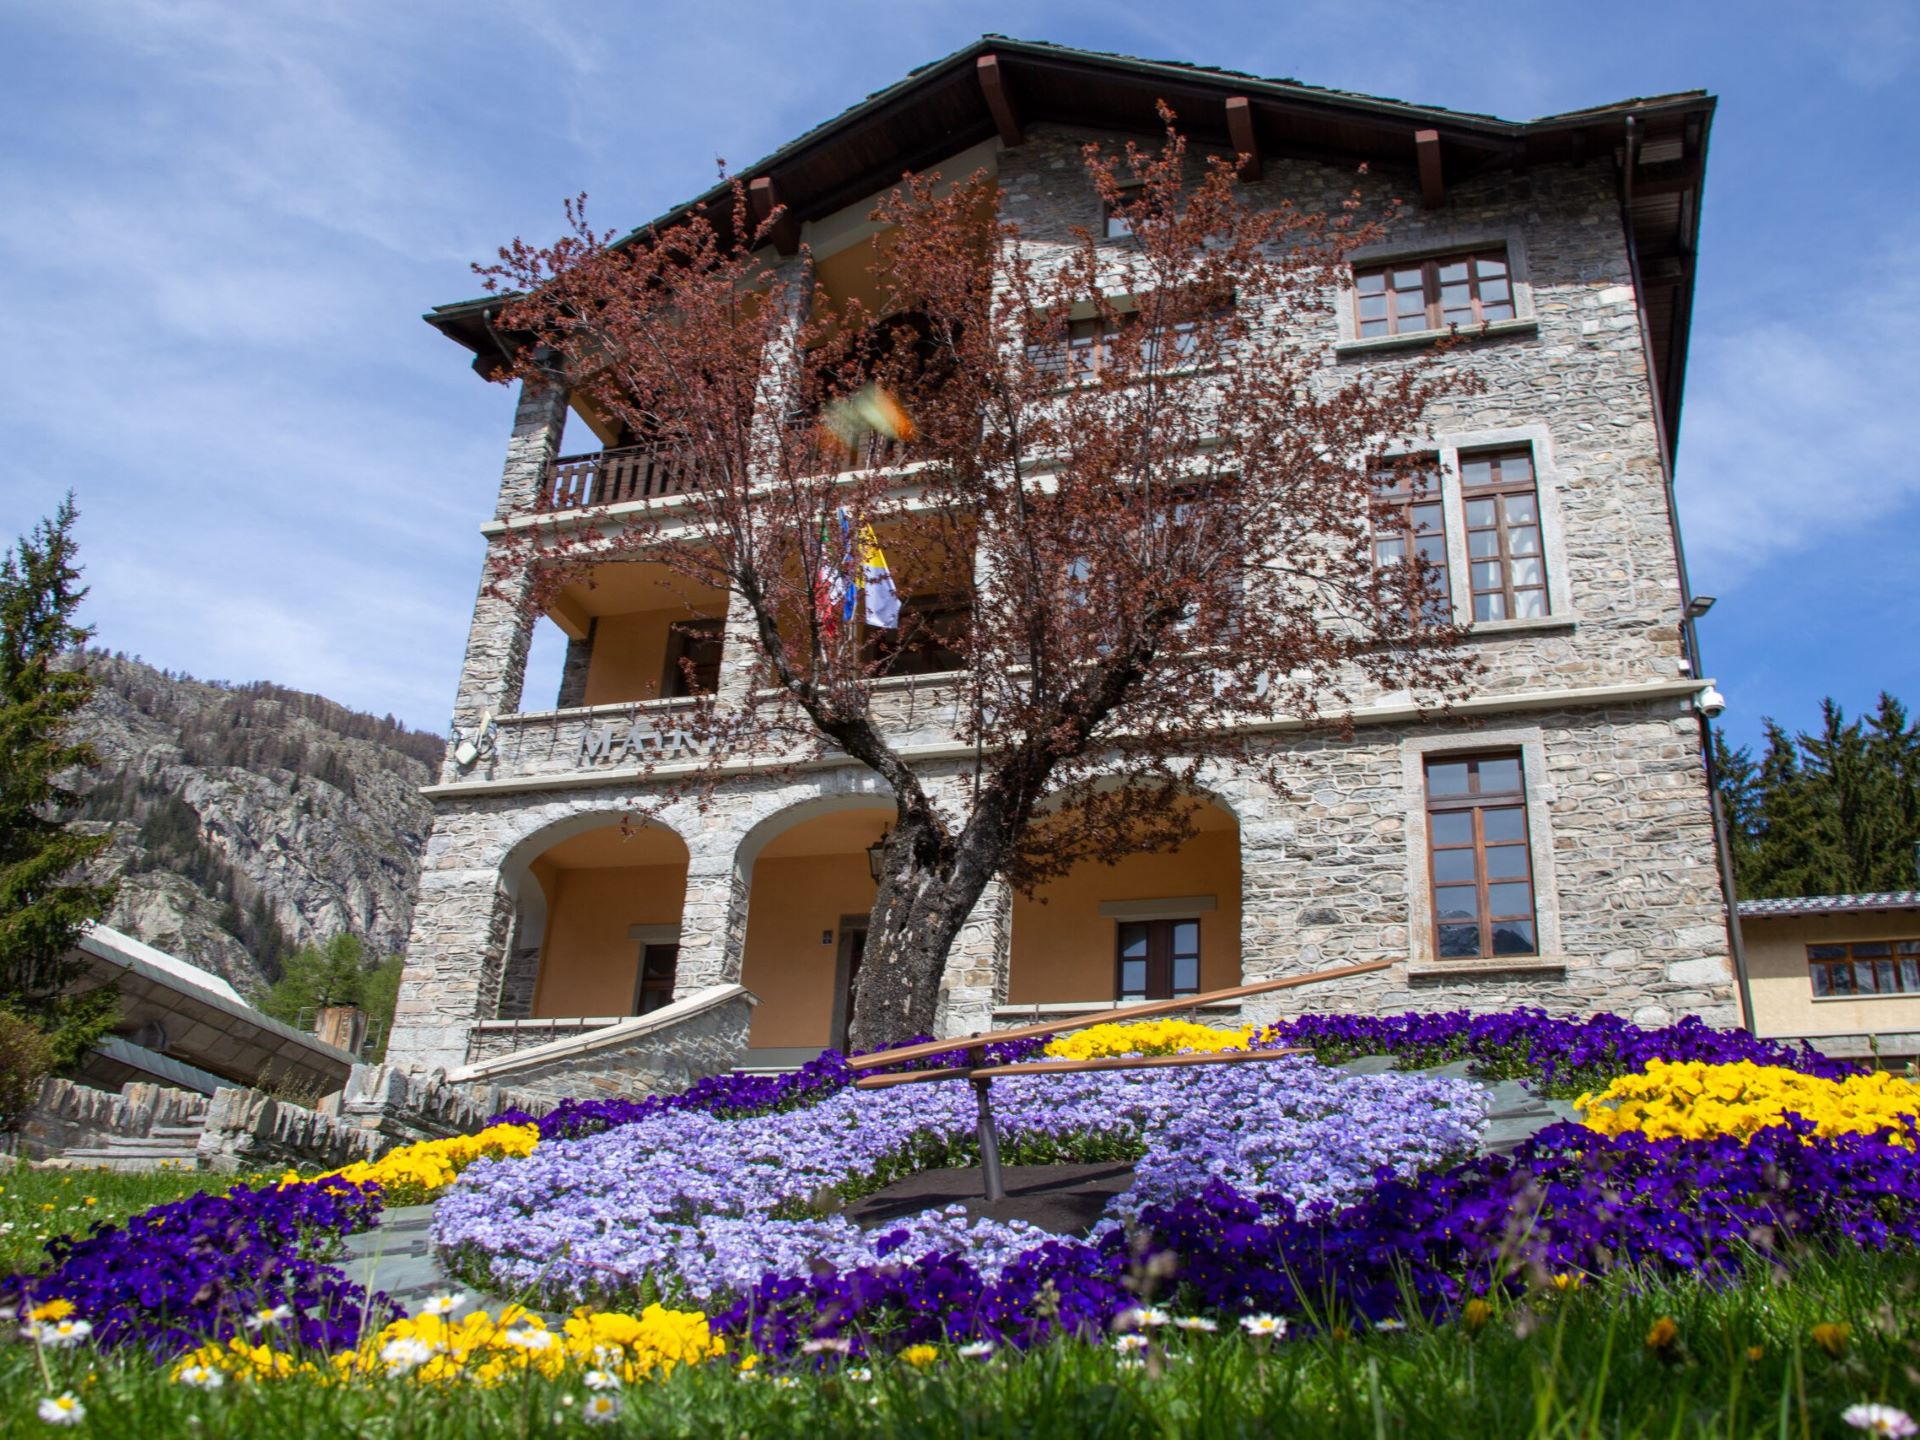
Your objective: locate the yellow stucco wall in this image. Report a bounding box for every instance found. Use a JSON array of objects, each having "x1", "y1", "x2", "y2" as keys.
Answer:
[
  {"x1": 1744, "y1": 909, "x2": 1920, "y2": 1040},
  {"x1": 1008, "y1": 830, "x2": 1242, "y2": 1003},
  {"x1": 582, "y1": 610, "x2": 681, "y2": 705},
  {"x1": 532, "y1": 862, "x2": 688, "y2": 1017},
  {"x1": 739, "y1": 852, "x2": 877, "y2": 1048}
]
